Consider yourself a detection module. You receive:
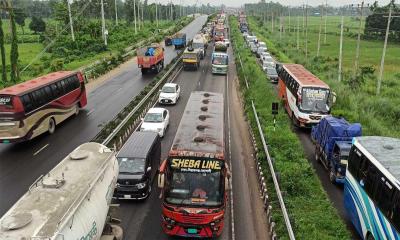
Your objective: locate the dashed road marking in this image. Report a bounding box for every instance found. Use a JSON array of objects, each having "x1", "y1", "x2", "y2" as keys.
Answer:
[
  {"x1": 33, "y1": 144, "x2": 49, "y2": 156},
  {"x1": 86, "y1": 109, "x2": 95, "y2": 116}
]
